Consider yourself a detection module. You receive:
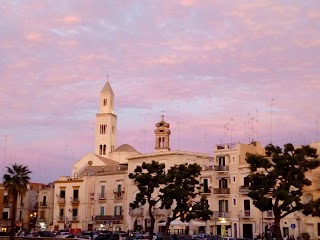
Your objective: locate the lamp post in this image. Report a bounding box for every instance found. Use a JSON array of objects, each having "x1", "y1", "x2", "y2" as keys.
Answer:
[
  {"x1": 296, "y1": 216, "x2": 301, "y2": 240},
  {"x1": 237, "y1": 213, "x2": 241, "y2": 238}
]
